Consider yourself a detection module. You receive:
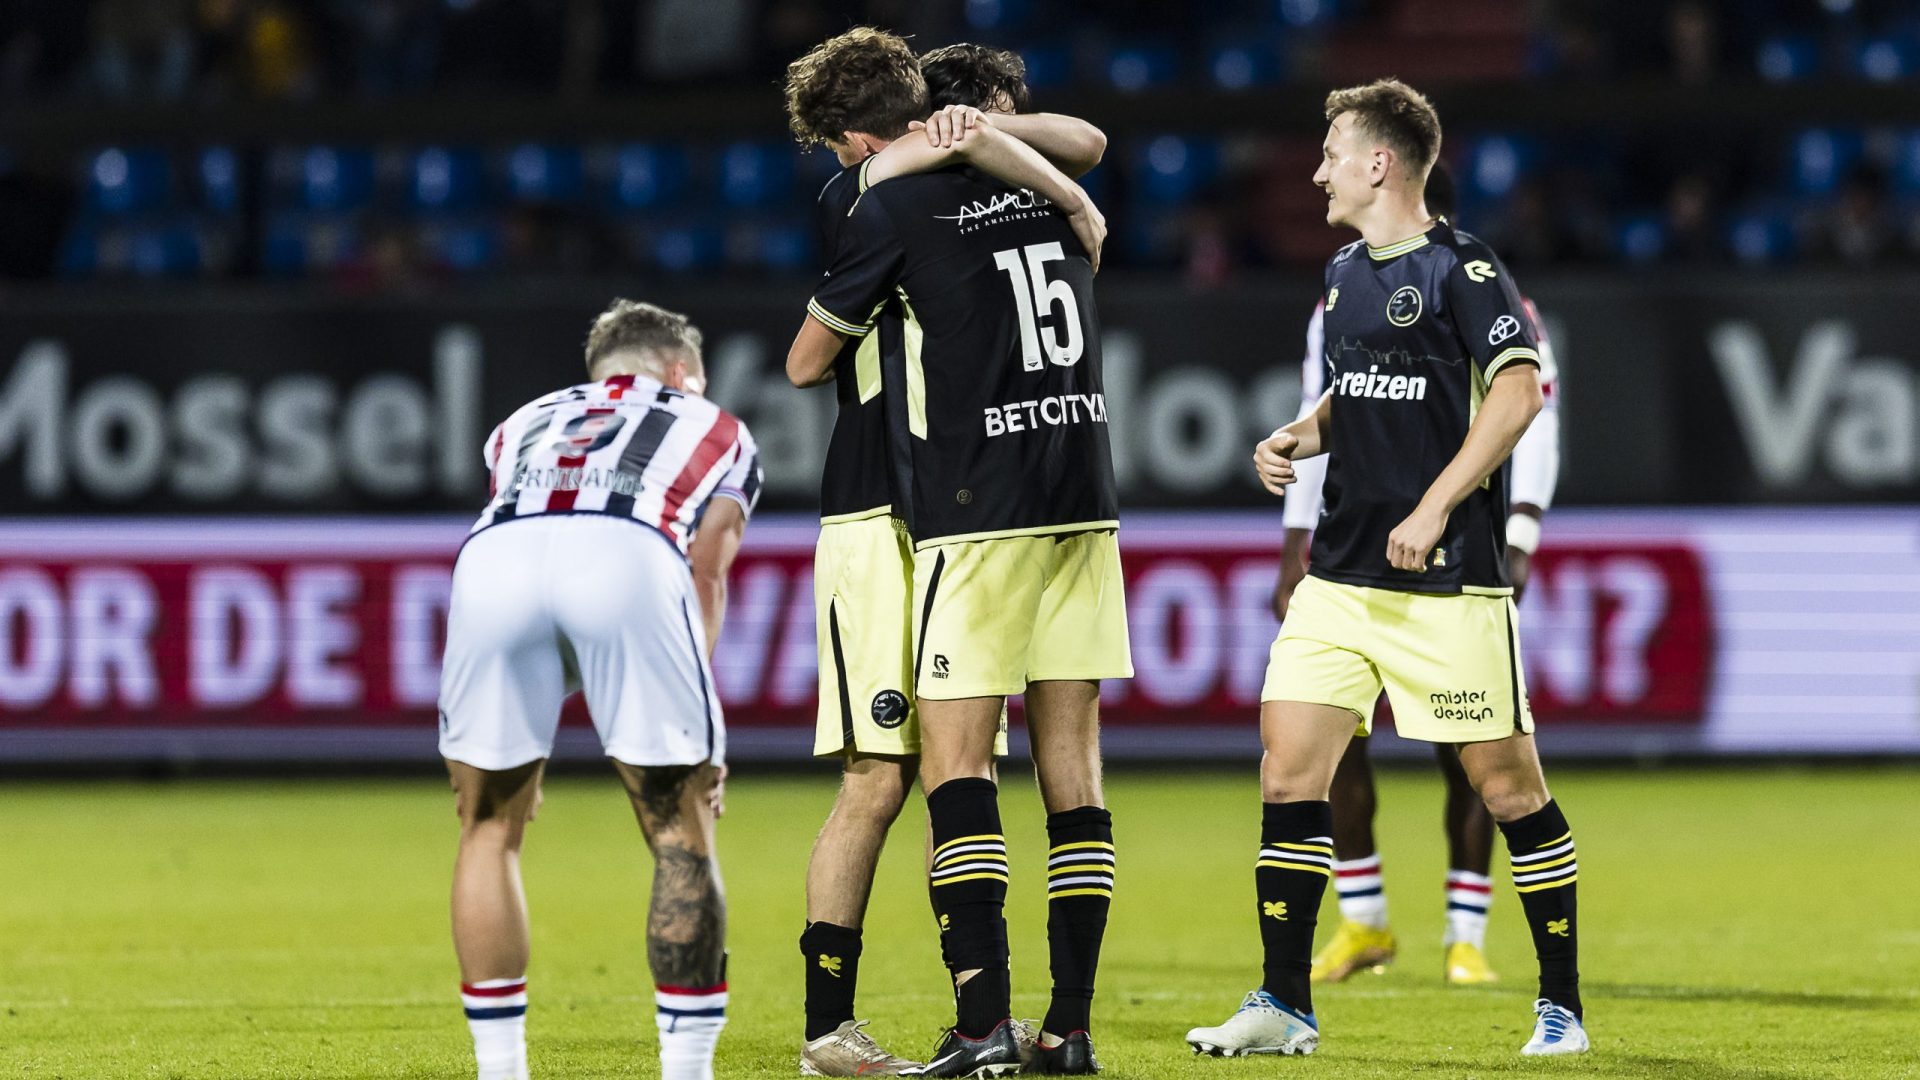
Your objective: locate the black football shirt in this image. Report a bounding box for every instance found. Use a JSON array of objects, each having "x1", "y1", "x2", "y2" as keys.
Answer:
[
  {"x1": 808, "y1": 167, "x2": 1118, "y2": 547},
  {"x1": 1311, "y1": 221, "x2": 1541, "y2": 595},
  {"x1": 808, "y1": 160, "x2": 897, "y2": 522}
]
